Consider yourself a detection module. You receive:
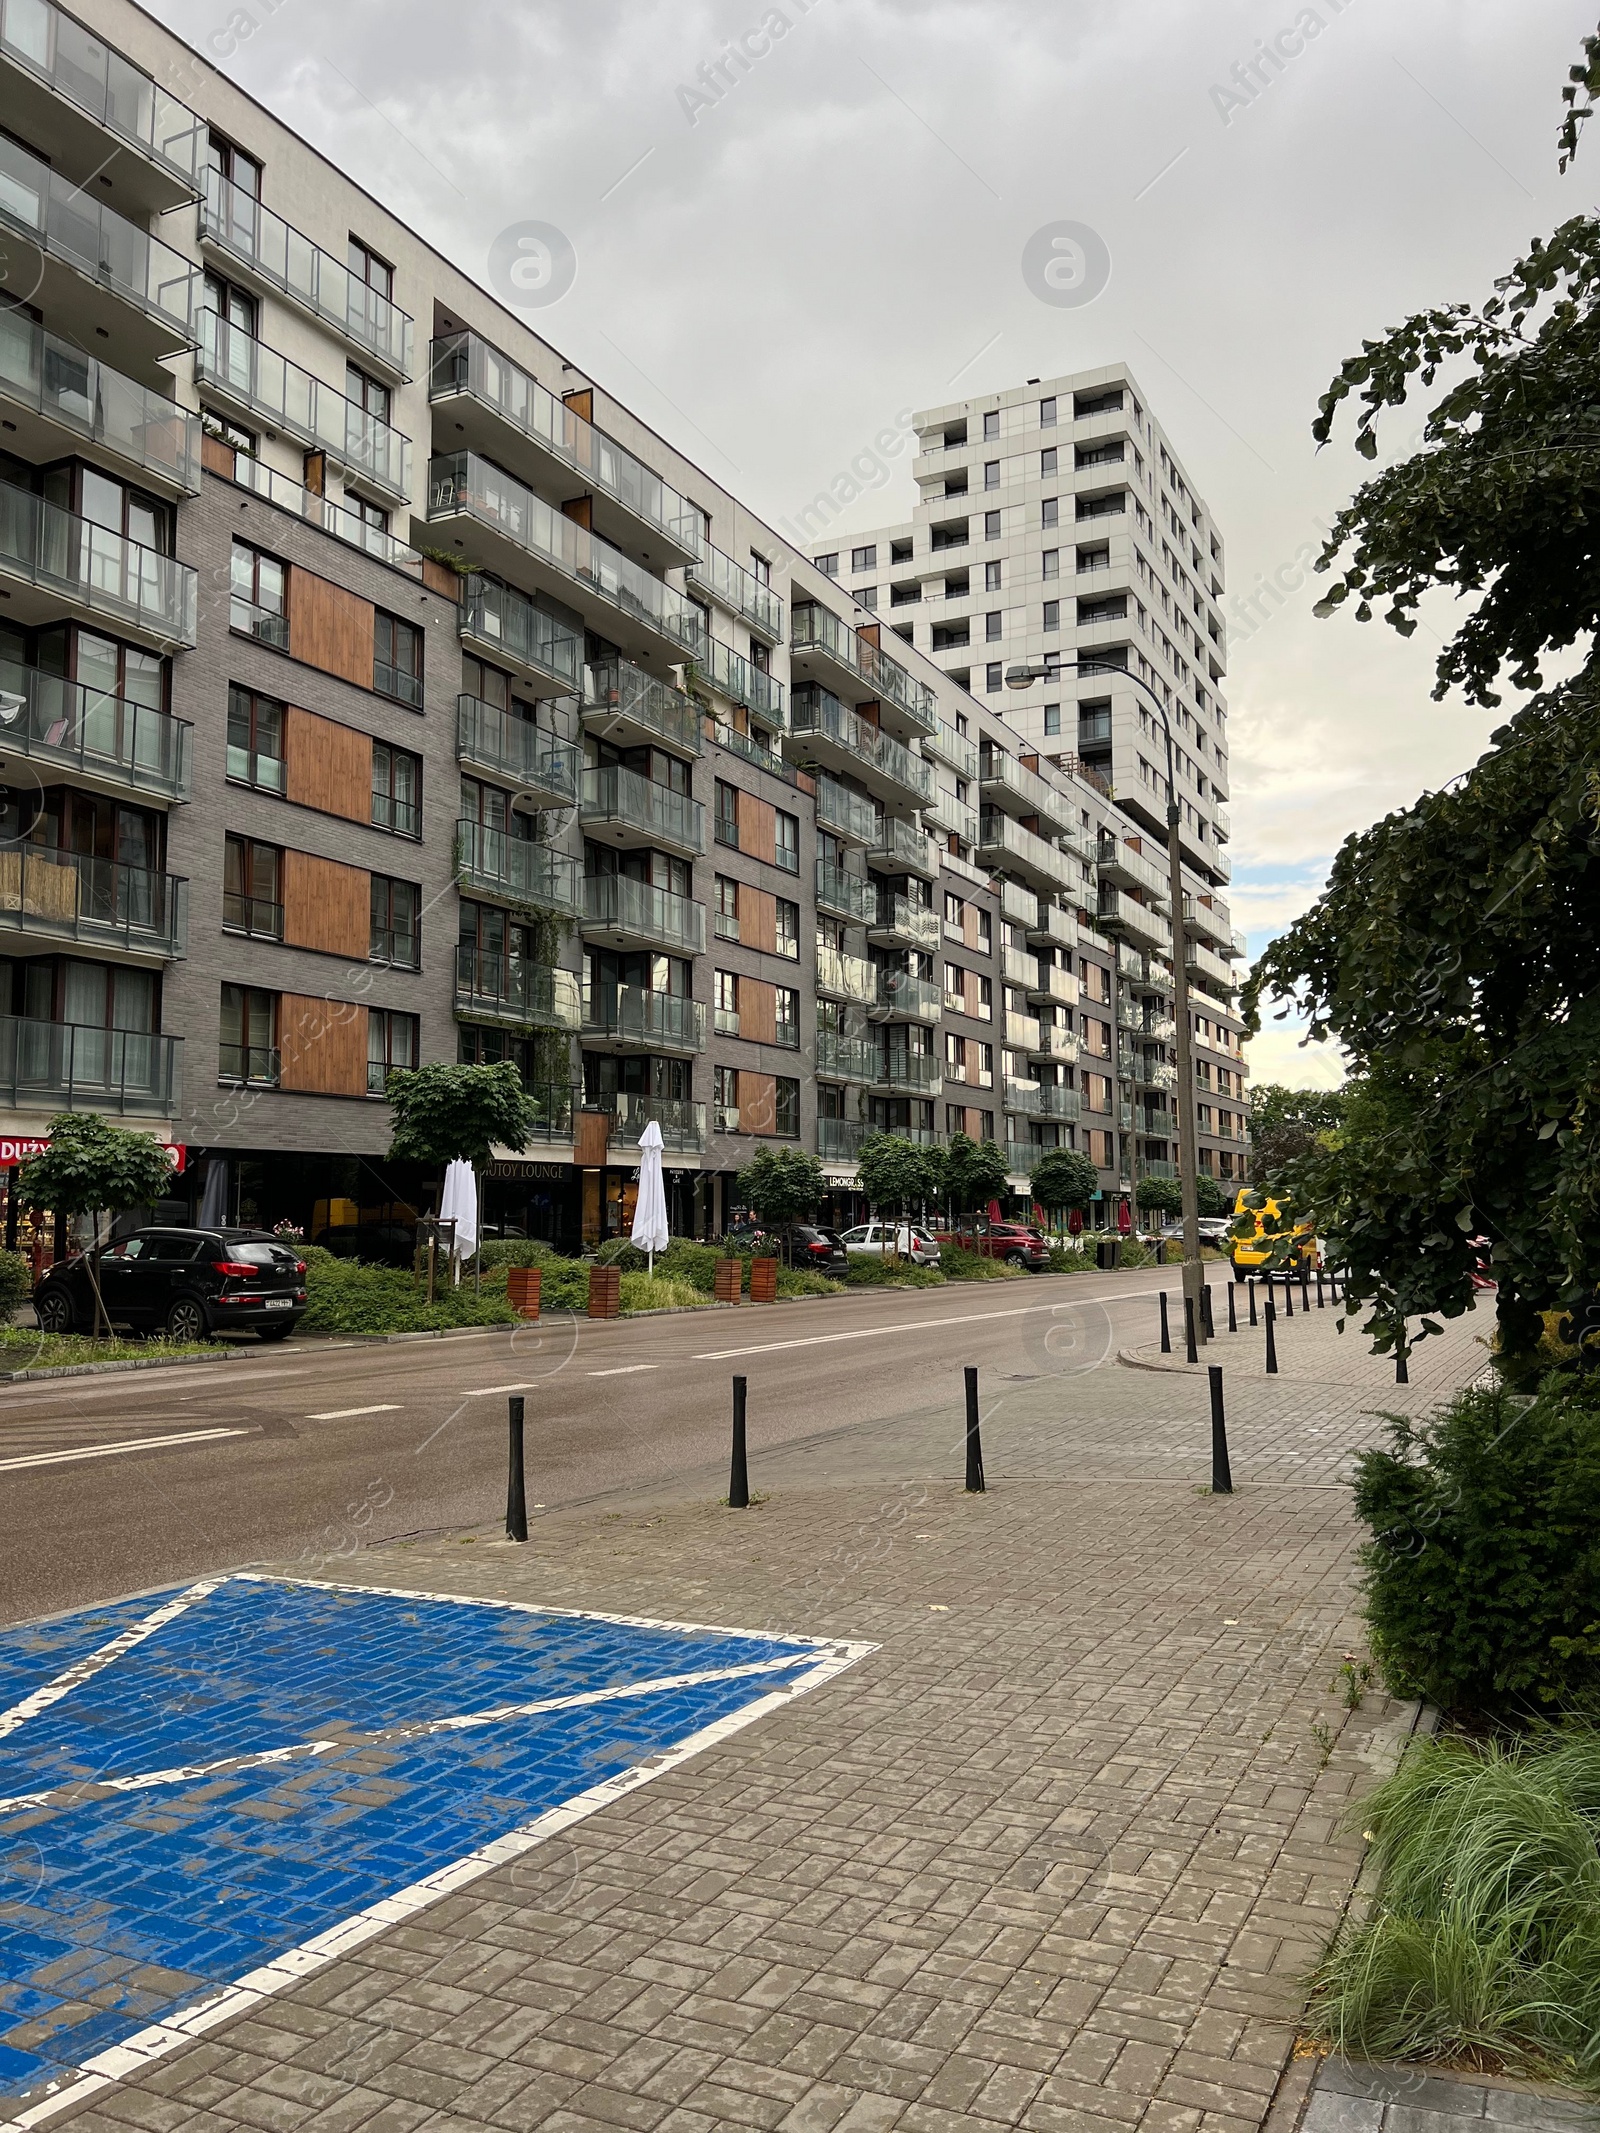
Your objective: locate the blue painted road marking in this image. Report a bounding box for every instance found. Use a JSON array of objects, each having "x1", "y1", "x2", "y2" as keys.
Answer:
[{"x1": 0, "y1": 1574, "x2": 869, "y2": 2123}]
